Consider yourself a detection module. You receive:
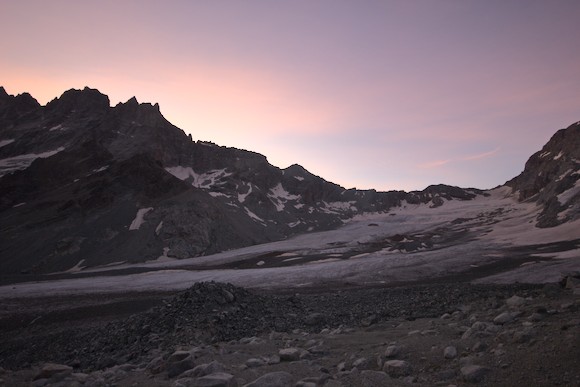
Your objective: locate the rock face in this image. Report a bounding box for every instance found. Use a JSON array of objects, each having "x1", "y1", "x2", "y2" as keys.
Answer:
[
  {"x1": 506, "y1": 121, "x2": 580, "y2": 227},
  {"x1": 0, "y1": 87, "x2": 483, "y2": 275}
]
